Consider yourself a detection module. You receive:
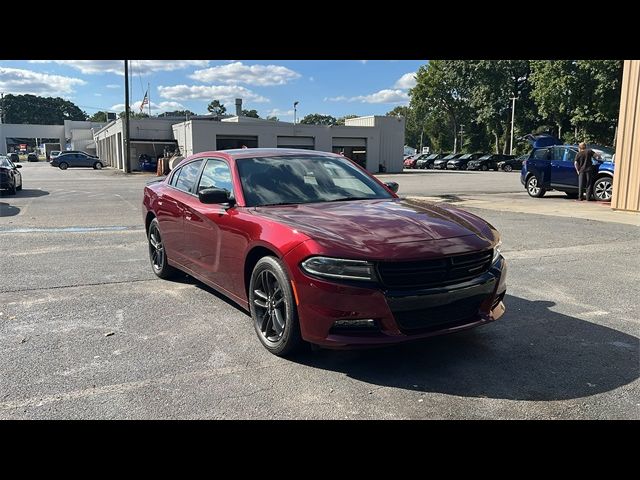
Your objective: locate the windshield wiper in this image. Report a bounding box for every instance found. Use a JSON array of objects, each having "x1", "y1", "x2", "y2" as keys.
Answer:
[
  {"x1": 326, "y1": 197, "x2": 376, "y2": 202},
  {"x1": 257, "y1": 202, "x2": 299, "y2": 206}
]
